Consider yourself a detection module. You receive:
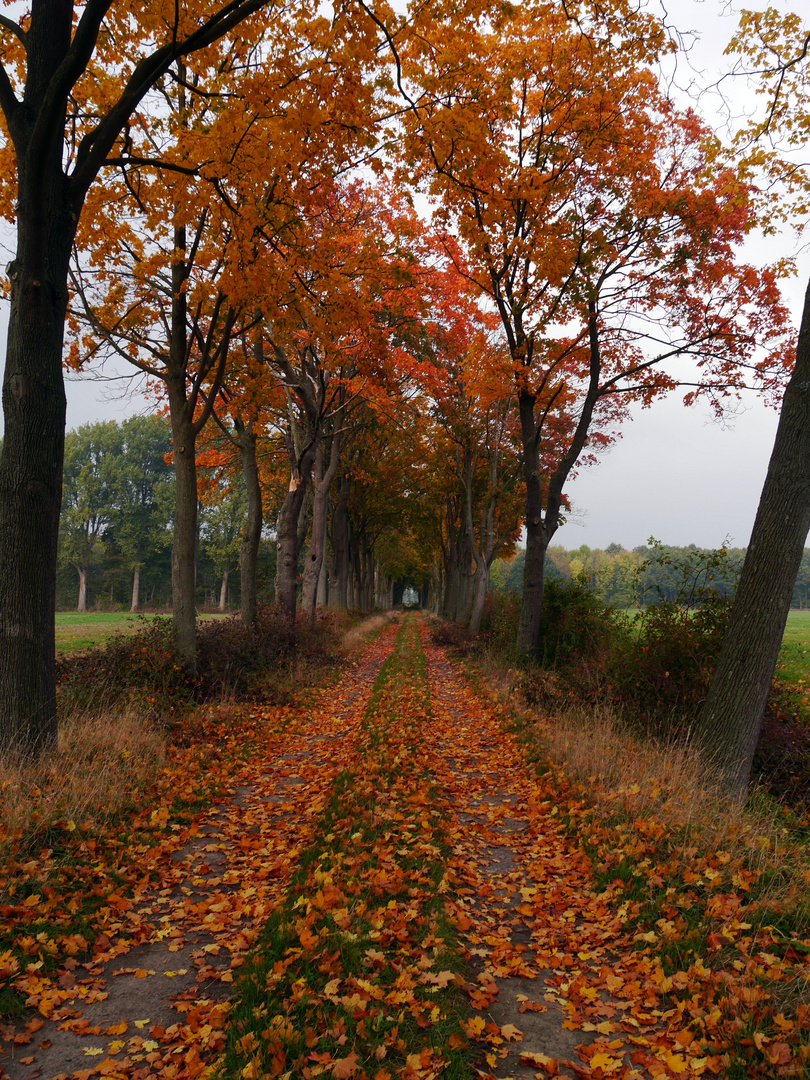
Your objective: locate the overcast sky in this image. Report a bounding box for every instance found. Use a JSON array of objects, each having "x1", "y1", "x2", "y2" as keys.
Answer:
[{"x1": 0, "y1": 0, "x2": 806, "y2": 552}]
